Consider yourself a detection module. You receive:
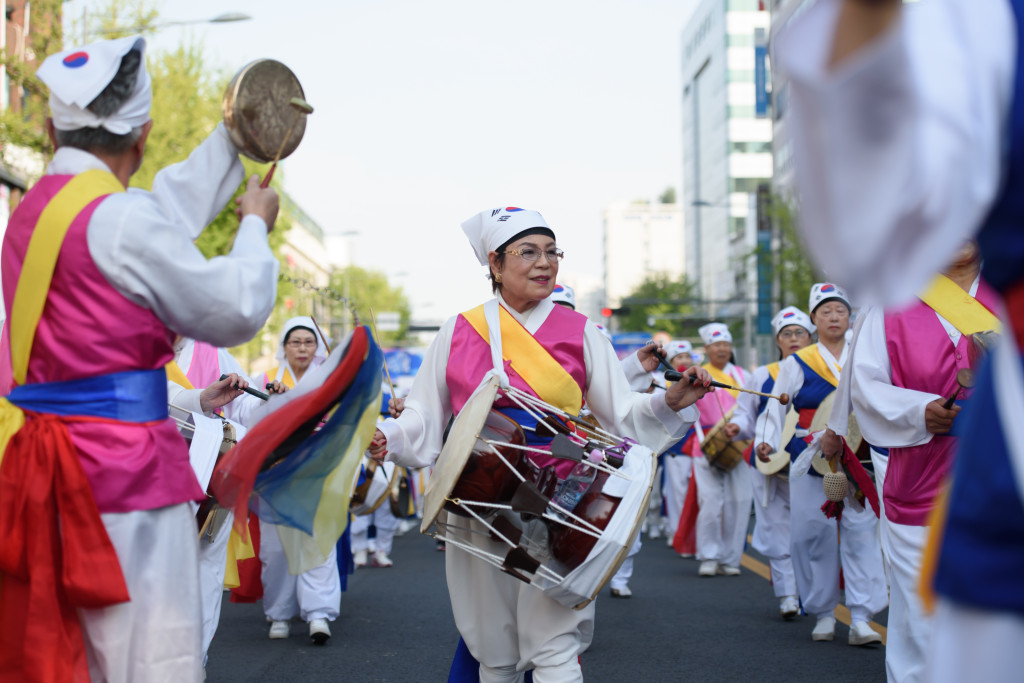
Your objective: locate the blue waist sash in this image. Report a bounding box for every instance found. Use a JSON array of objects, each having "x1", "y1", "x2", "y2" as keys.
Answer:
[{"x1": 6, "y1": 368, "x2": 169, "y2": 423}]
